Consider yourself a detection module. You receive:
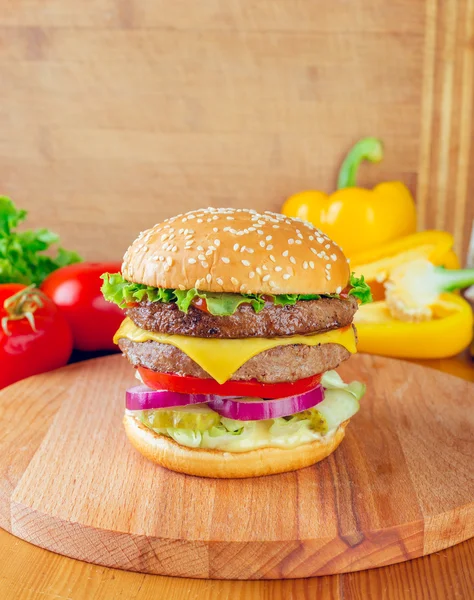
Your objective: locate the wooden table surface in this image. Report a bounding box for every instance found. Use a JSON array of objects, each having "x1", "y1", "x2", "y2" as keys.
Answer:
[{"x1": 1, "y1": 354, "x2": 473, "y2": 600}]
